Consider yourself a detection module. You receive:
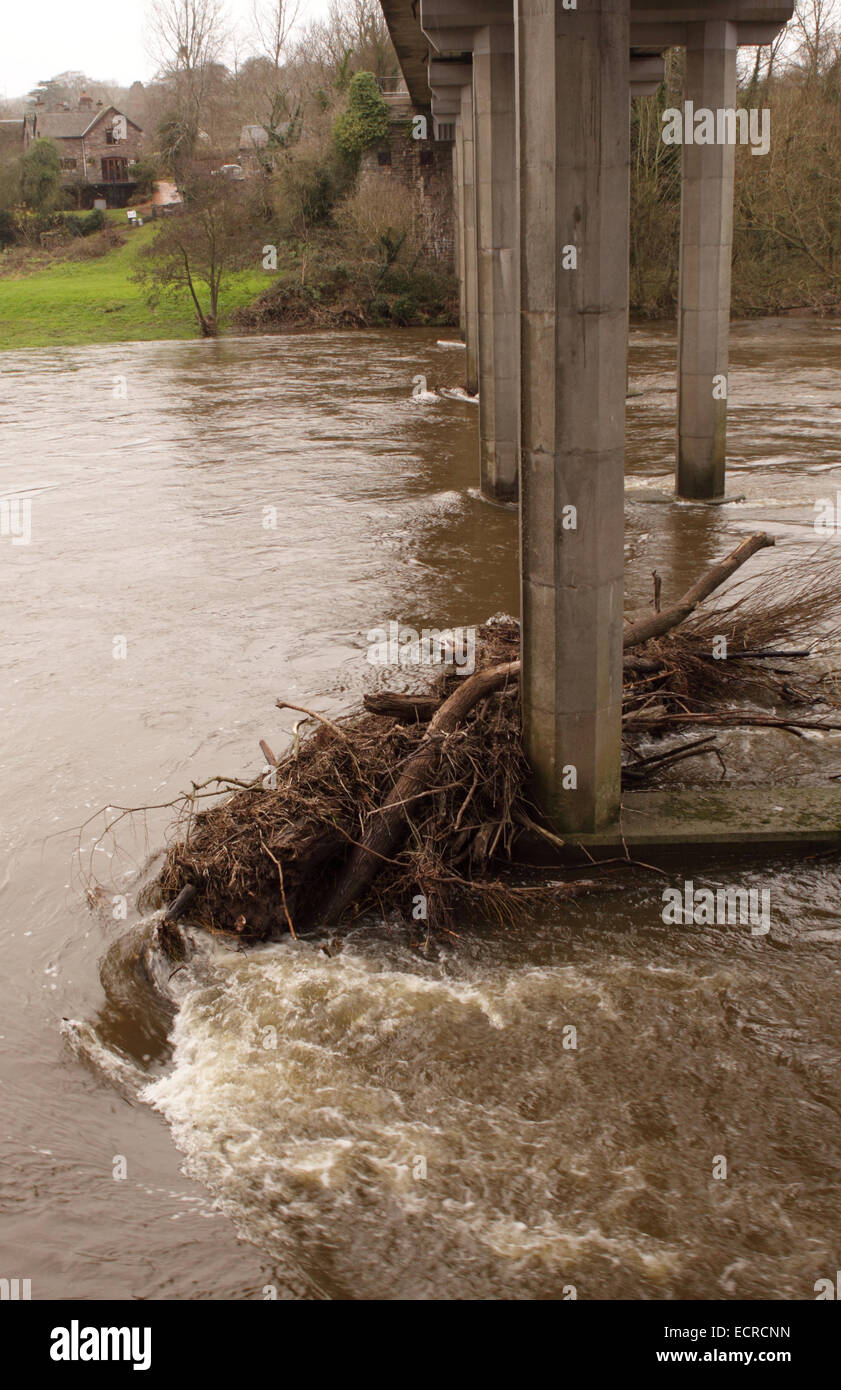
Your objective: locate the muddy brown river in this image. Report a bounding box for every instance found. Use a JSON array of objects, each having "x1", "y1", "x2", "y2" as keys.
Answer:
[{"x1": 2, "y1": 321, "x2": 841, "y2": 1300}]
